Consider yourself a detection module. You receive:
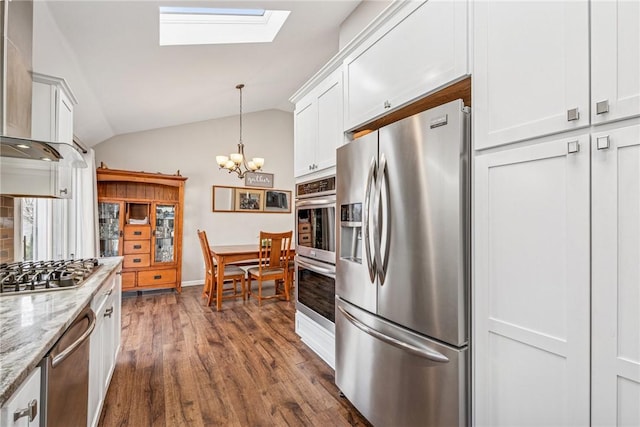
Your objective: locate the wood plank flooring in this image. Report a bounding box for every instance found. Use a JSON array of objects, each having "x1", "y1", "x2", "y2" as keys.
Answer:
[{"x1": 98, "y1": 285, "x2": 371, "y2": 427}]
